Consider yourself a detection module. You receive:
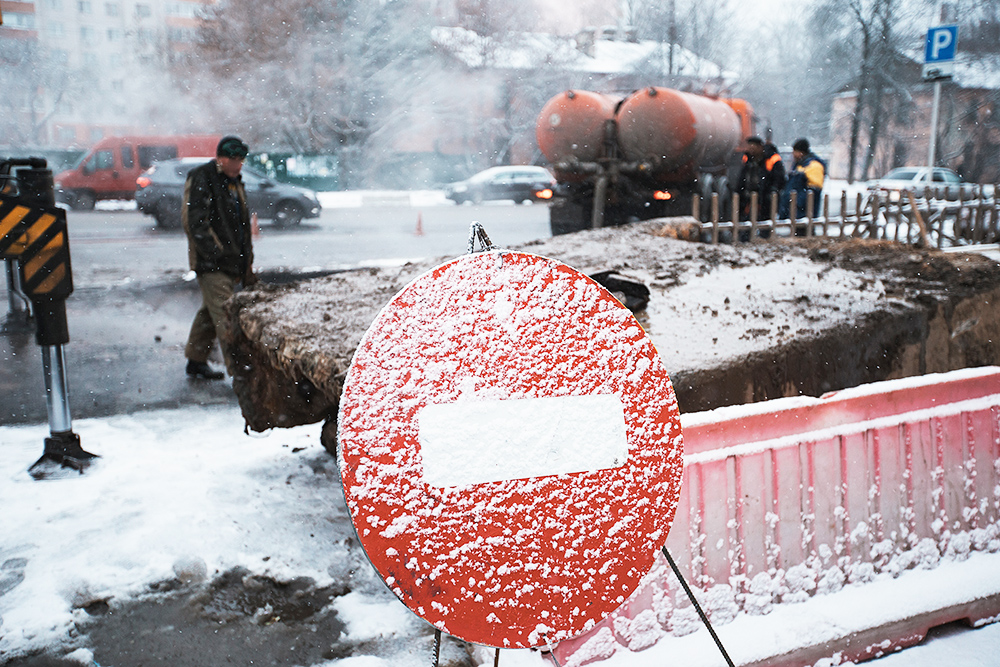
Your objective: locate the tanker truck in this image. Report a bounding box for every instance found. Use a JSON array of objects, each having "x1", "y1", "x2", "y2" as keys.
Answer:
[{"x1": 535, "y1": 87, "x2": 755, "y2": 235}]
